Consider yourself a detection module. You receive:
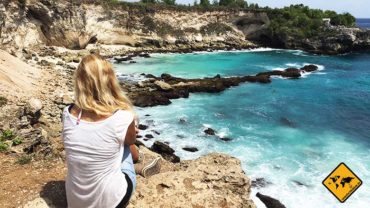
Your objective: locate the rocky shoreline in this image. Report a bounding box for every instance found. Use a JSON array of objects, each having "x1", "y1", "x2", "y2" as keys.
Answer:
[
  {"x1": 0, "y1": 0, "x2": 361, "y2": 207},
  {"x1": 0, "y1": 40, "x2": 321, "y2": 206},
  {"x1": 121, "y1": 64, "x2": 319, "y2": 107}
]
